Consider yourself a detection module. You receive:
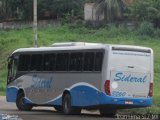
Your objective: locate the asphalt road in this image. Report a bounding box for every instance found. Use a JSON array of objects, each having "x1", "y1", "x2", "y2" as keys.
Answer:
[{"x1": 0, "y1": 96, "x2": 115, "y2": 120}]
